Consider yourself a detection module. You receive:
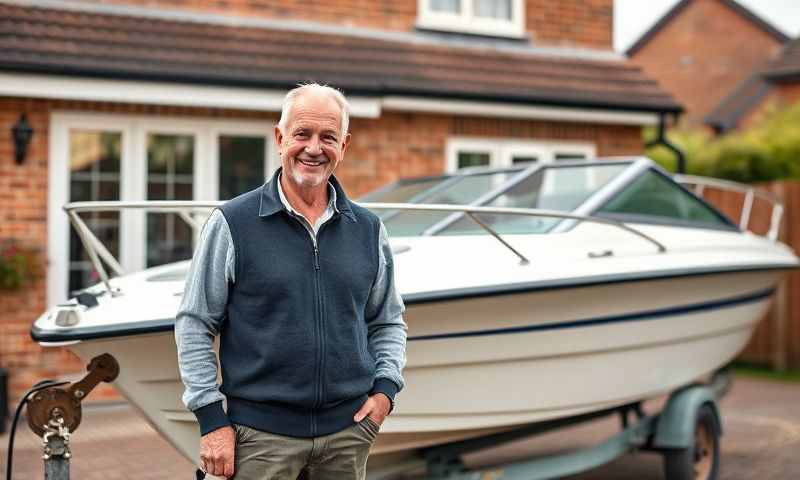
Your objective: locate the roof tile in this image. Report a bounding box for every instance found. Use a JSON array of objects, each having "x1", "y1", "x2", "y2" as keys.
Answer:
[{"x1": 0, "y1": 3, "x2": 680, "y2": 113}]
